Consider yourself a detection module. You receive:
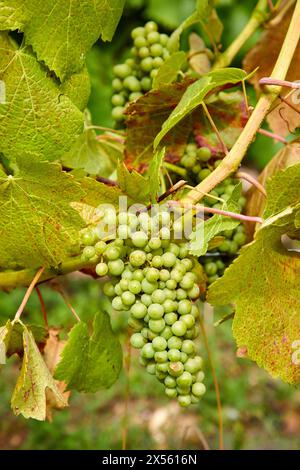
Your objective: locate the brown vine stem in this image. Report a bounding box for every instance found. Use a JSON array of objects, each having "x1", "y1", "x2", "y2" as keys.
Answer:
[
  {"x1": 260, "y1": 77, "x2": 300, "y2": 89},
  {"x1": 53, "y1": 283, "x2": 81, "y2": 322},
  {"x1": 258, "y1": 128, "x2": 288, "y2": 143},
  {"x1": 212, "y1": 0, "x2": 269, "y2": 70},
  {"x1": 199, "y1": 315, "x2": 224, "y2": 450},
  {"x1": 14, "y1": 267, "x2": 45, "y2": 322},
  {"x1": 182, "y1": 0, "x2": 300, "y2": 206},
  {"x1": 35, "y1": 286, "x2": 49, "y2": 330}
]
